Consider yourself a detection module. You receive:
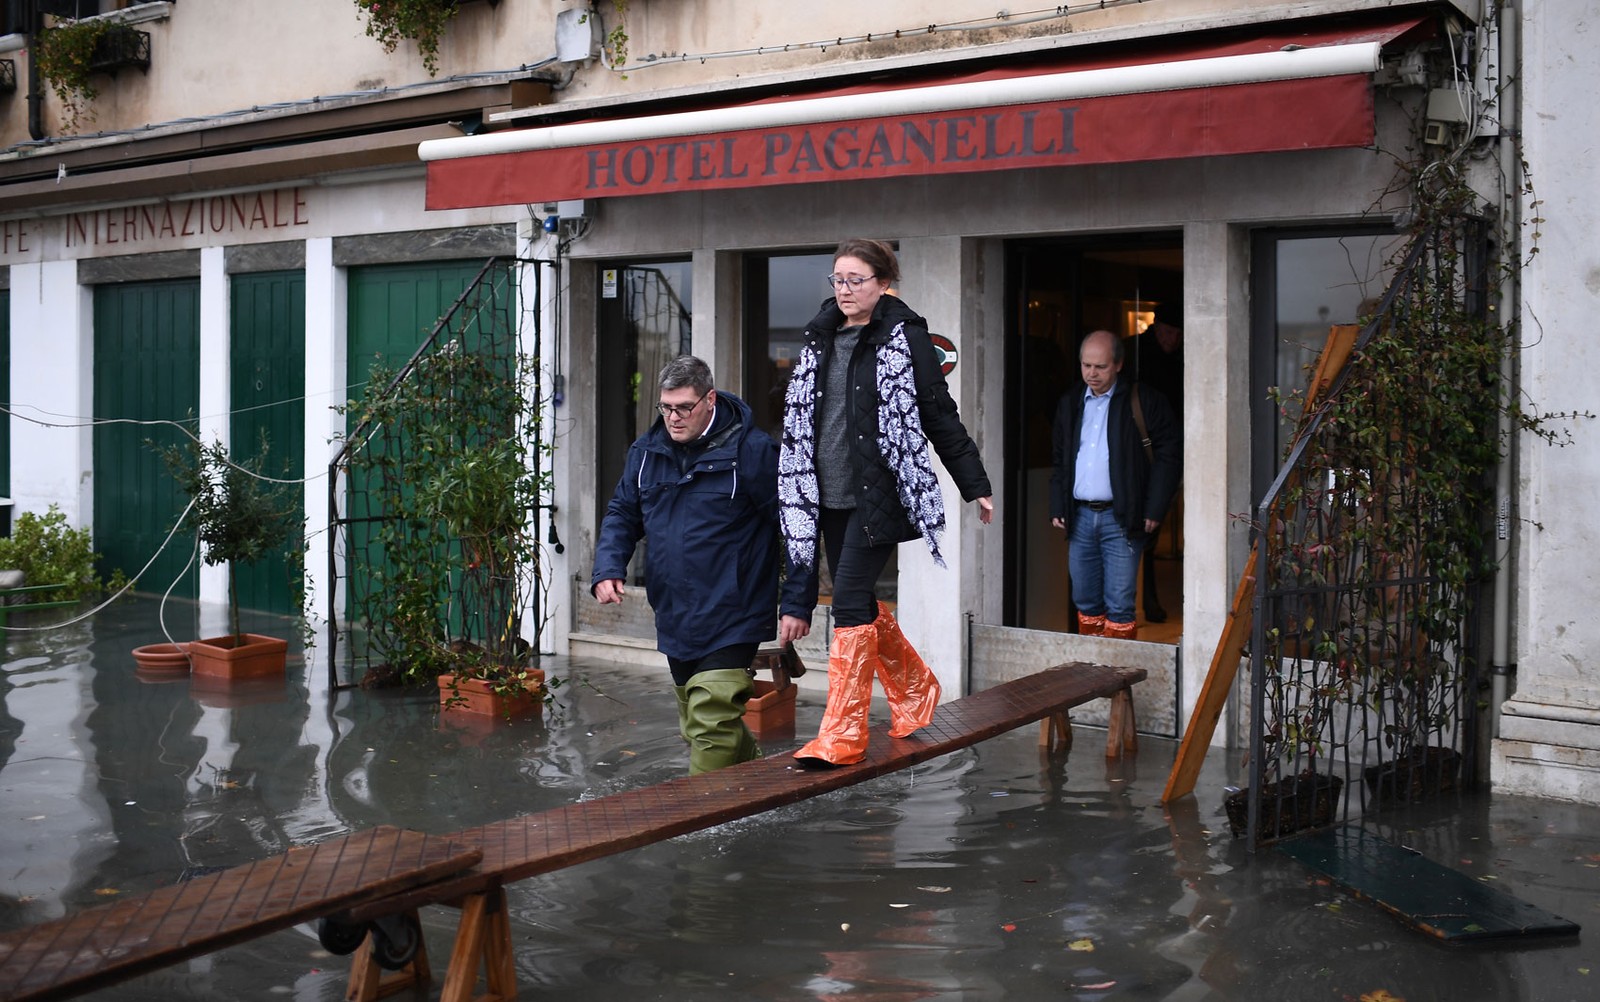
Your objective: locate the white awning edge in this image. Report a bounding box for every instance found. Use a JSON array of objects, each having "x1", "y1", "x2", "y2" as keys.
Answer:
[{"x1": 419, "y1": 41, "x2": 1382, "y2": 162}]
